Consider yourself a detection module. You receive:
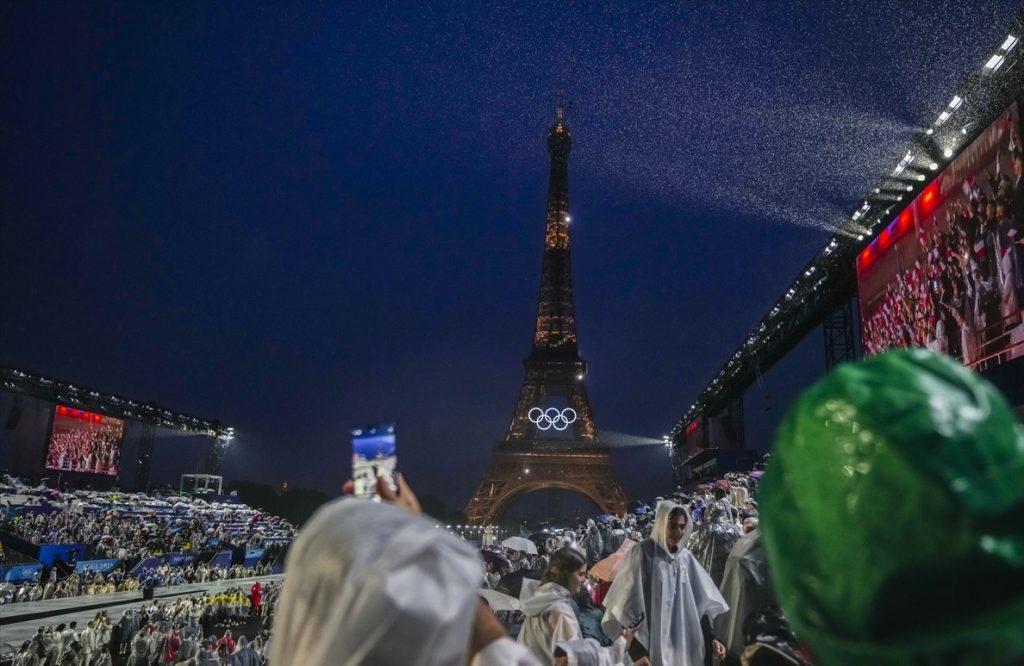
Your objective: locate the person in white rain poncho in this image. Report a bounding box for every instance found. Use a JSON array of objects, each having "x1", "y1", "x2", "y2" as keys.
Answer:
[
  {"x1": 582, "y1": 519, "x2": 603, "y2": 565},
  {"x1": 688, "y1": 488, "x2": 741, "y2": 587},
  {"x1": 518, "y1": 548, "x2": 639, "y2": 665},
  {"x1": 127, "y1": 628, "x2": 151, "y2": 666},
  {"x1": 269, "y1": 473, "x2": 539, "y2": 666},
  {"x1": 602, "y1": 501, "x2": 728, "y2": 666},
  {"x1": 714, "y1": 529, "x2": 774, "y2": 656},
  {"x1": 228, "y1": 636, "x2": 263, "y2": 666}
]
